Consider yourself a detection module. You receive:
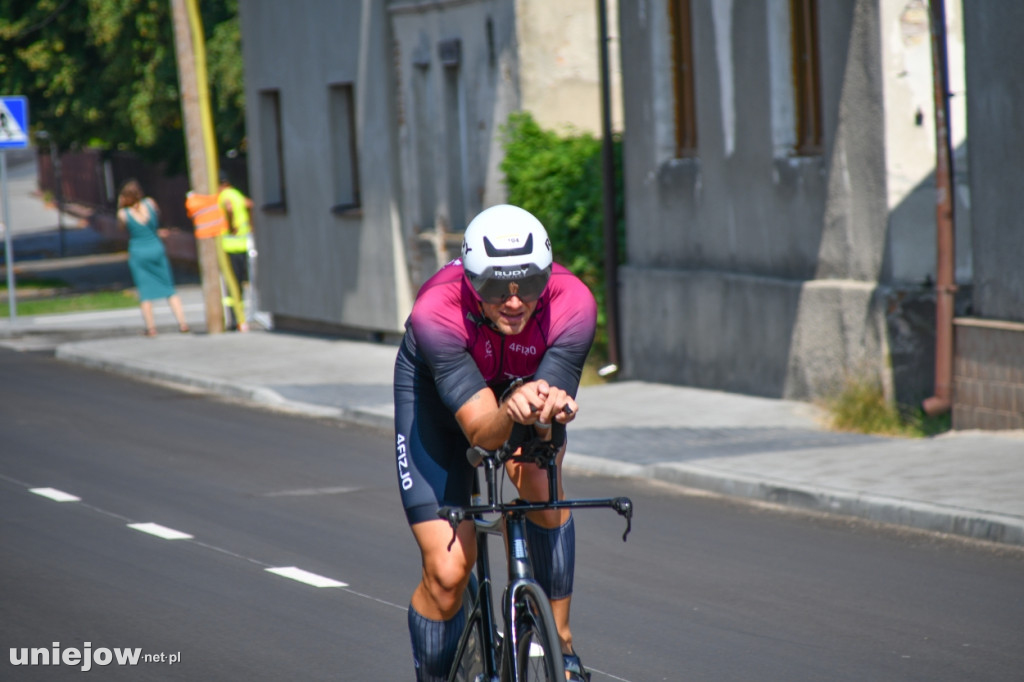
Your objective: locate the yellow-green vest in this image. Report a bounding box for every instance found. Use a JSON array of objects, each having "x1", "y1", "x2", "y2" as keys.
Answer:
[{"x1": 218, "y1": 186, "x2": 252, "y2": 253}]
